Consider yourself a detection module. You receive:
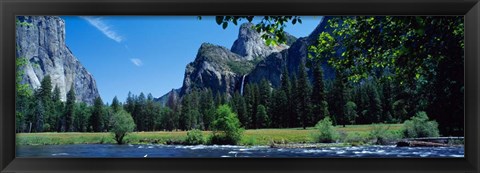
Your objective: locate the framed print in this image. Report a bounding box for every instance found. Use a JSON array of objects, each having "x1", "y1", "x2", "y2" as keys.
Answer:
[{"x1": 1, "y1": 0, "x2": 479, "y2": 172}]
